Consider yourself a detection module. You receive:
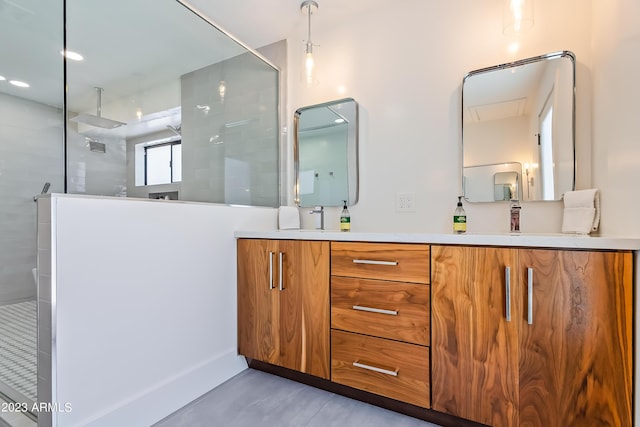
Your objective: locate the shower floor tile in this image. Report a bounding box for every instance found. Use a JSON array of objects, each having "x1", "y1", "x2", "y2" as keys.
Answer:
[{"x1": 0, "y1": 301, "x2": 37, "y2": 404}]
